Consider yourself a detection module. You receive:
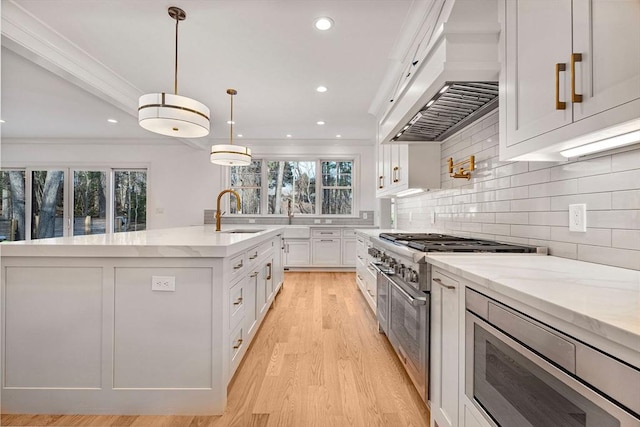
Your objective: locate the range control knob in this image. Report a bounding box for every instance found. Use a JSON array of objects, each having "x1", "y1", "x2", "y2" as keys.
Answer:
[{"x1": 408, "y1": 269, "x2": 419, "y2": 283}]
